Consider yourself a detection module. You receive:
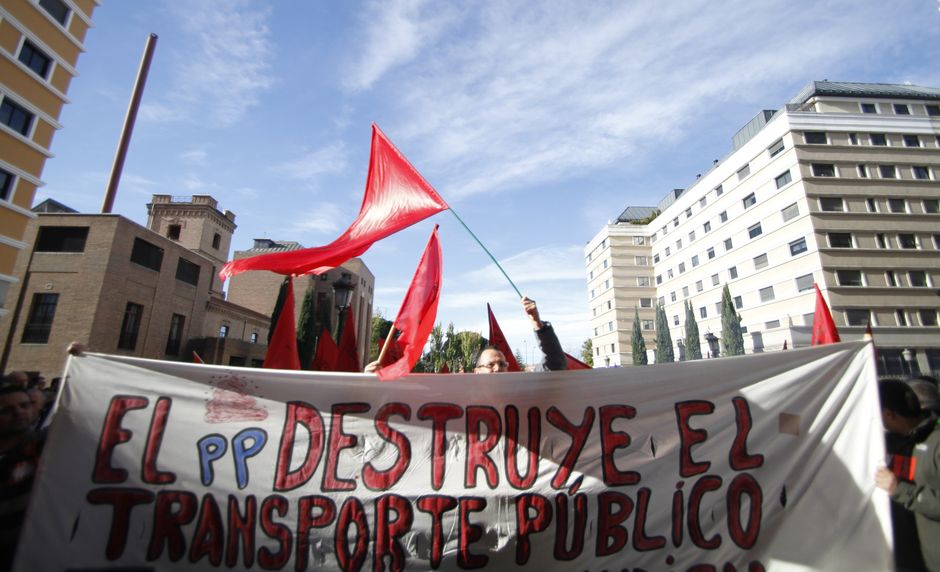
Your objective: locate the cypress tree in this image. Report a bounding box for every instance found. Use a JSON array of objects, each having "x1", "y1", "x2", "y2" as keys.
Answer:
[
  {"x1": 631, "y1": 308, "x2": 648, "y2": 365},
  {"x1": 654, "y1": 303, "x2": 674, "y2": 363},
  {"x1": 268, "y1": 276, "x2": 291, "y2": 344},
  {"x1": 684, "y1": 300, "x2": 702, "y2": 360},
  {"x1": 296, "y1": 288, "x2": 317, "y2": 369},
  {"x1": 720, "y1": 284, "x2": 745, "y2": 356}
]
